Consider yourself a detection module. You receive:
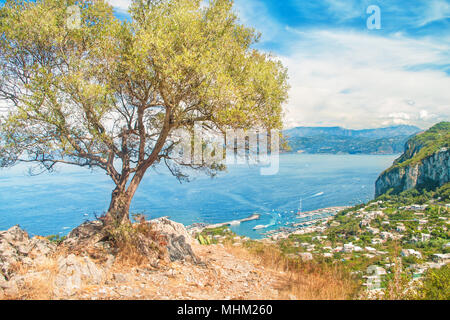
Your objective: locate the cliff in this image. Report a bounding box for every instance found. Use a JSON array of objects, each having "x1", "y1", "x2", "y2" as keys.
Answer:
[{"x1": 375, "y1": 122, "x2": 450, "y2": 197}]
